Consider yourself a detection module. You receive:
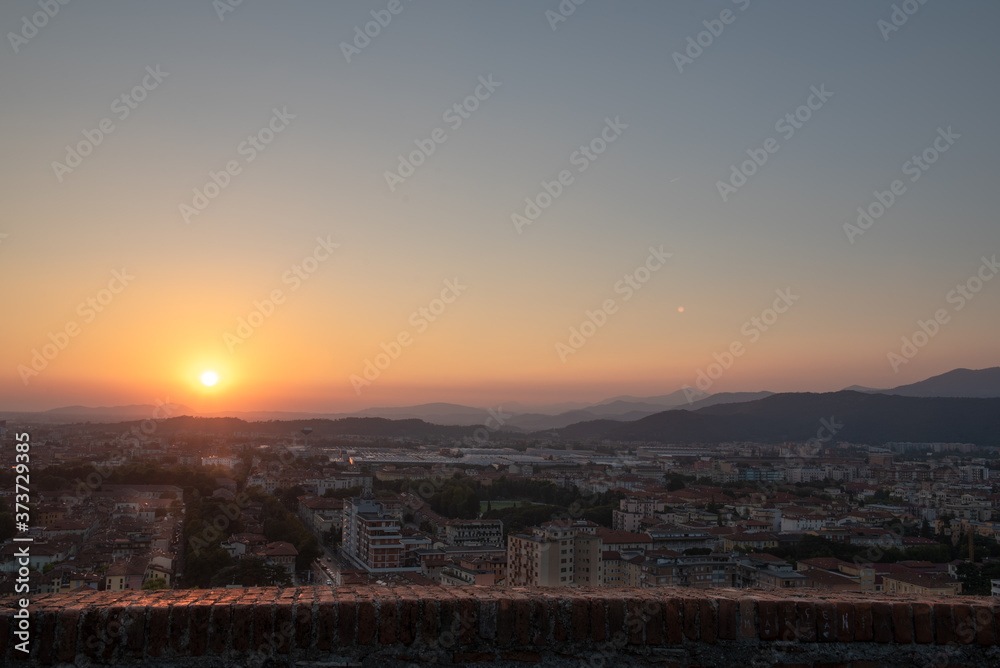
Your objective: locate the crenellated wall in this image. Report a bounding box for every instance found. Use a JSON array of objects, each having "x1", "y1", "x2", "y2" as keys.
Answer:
[{"x1": 2, "y1": 586, "x2": 1000, "y2": 666}]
